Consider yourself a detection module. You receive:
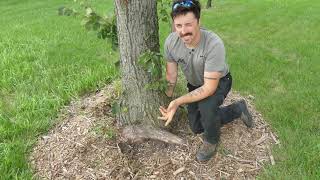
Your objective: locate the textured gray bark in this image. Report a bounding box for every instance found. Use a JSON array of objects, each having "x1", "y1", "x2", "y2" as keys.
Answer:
[{"x1": 114, "y1": 0, "x2": 164, "y2": 127}]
